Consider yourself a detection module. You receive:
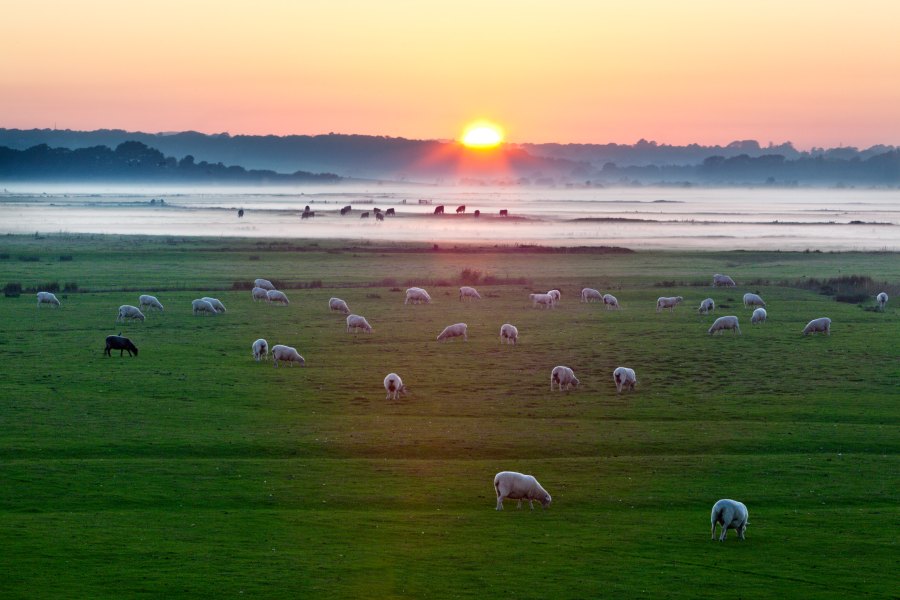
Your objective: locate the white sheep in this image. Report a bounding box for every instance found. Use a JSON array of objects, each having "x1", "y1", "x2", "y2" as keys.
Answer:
[
  {"x1": 710, "y1": 499, "x2": 748, "y2": 541},
  {"x1": 116, "y1": 305, "x2": 145, "y2": 323},
  {"x1": 550, "y1": 365, "x2": 579, "y2": 391},
  {"x1": 383, "y1": 373, "x2": 409, "y2": 400},
  {"x1": 252, "y1": 338, "x2": 269, "y2": 362},
  {"x1": 192, "y1": 298, "x2": 218, "y2": 315},
  {"x1": 743, "y1": 293, "x2": 766, "y2": 308},
  {"x1": 529, "y1": 293, "x2": 555, "y2": 309},
  {"x1": 271, "y1": 344, "x2": 305, "y2": 367},
  {"x1": 266, "y1": 289, "x2": 290, "y2": 305},
  {"x1": 751, "y1": 307, "x2": 767, "y2": 324},
  {"x1": 613, "y1": 367, "x2": 637, "y2": 393},
  {"x1": 254, "y1": 278, "x2": 275, "y2": 290},
  {"x1": 499, "y1": 323, "x2": 518, "y2": 345},
  {"x1": 581, "y1": 288, "x2": 603, "y2": 303},
  {"x1": 876, "y1": 292, "x2": 888, "y2": 311},
  {"x1": 346, "y1": 314, "x2": 373, "y2": 333},
  {"x1": 138, "y1": 294, "x2": 163, "y2": 312},
  {"x1": 251, "y1": 287, "x2": 269, "y2": 302},
  {"x1": 437, "y1": 322, "x2": 468, "y2": 342},
  {"x1": 708, "y1": 315, "x2": 741, "y2": 335},
  {"x1": 656, "y1": 296, "x2": 684, "y2": 312},
  {"x1": 459, "y1": 286, "x2": 482, "y2": 301},
  {"x1": 802, "y1": 317, "x2": 831, "y2": 336},
  {"x1": 603, "y1": 293, "x2": 620, "y2": 310},
  {"x1": 36, "y1": 291, "x2": 60, "y2": 307},
  {"x1": 405, "y1": 287, "x2": 432, "y2": 304},
  {"x1": 329, "y1": 297, "x2": 351, "y2": 314},
  {"x1": 494, "y1": 471, "x2": 552, "y2": 511},
  {"x1": 698, "y1": 298, "x2": 715, "y2": 314},
  {"x1": 547, "y1": 289, "x2": 561, "y2": 304},
  {"x1": 201, "y1": 297, "x2": 226, "y2": 313},
  {"x1": 713, "y1": 274, "x2": 736, "y2": 287}
]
